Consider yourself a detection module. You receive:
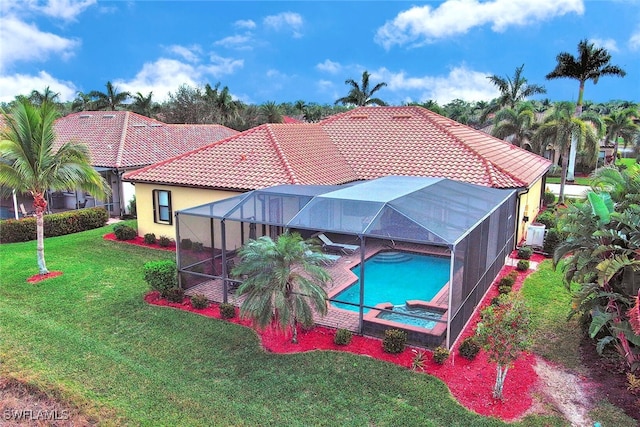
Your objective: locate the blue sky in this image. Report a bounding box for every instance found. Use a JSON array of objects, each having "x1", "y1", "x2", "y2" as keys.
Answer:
[{"x1": 1, "y1": 0, "x2": 639, "y2": 107}]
